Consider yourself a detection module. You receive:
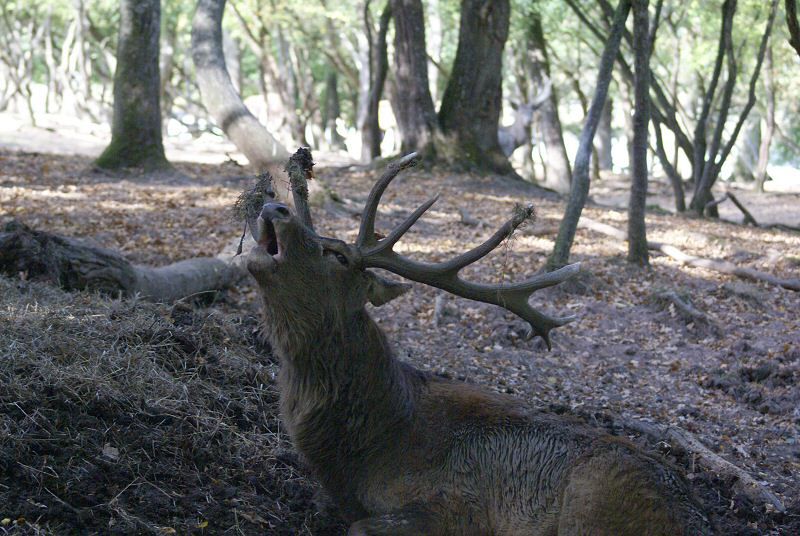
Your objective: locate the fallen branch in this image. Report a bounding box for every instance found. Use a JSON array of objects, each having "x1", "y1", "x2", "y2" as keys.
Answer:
[
  {"x1": 655, "y1": 290, "x2": 717, "y2": 330},
  {"x1": 578, "y1": 217, "x2": 800, "y2": 291},
  {"x1": 705, "y1": 192, "x2": 758, "y2": 226},
  {"x1": 0, "y1": 221, "x2": 243, "y2": 302},
  {"x1": 614, "y1": 416, "x2": 786, "y2": 513}
]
